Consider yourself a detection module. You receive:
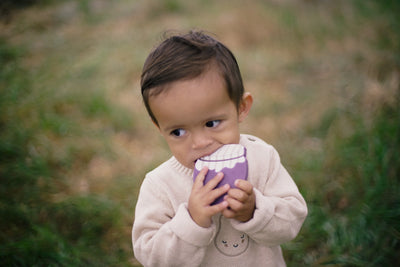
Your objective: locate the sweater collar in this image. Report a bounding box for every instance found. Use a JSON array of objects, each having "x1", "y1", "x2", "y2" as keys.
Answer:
[{"x1": 169, "y1": 156, "x2": 194, "y2": 177}]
